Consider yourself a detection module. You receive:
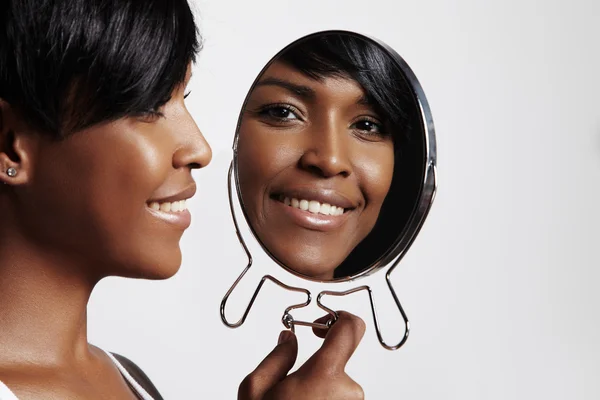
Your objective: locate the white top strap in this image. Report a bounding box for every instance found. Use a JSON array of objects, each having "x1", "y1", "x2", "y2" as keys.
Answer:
[
  {"x1": 103, "y1": 350, "x2": 155, "y2": 400},
  {"x1": 0, "y1": 381, "x2": 18, "y2": 400}
]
